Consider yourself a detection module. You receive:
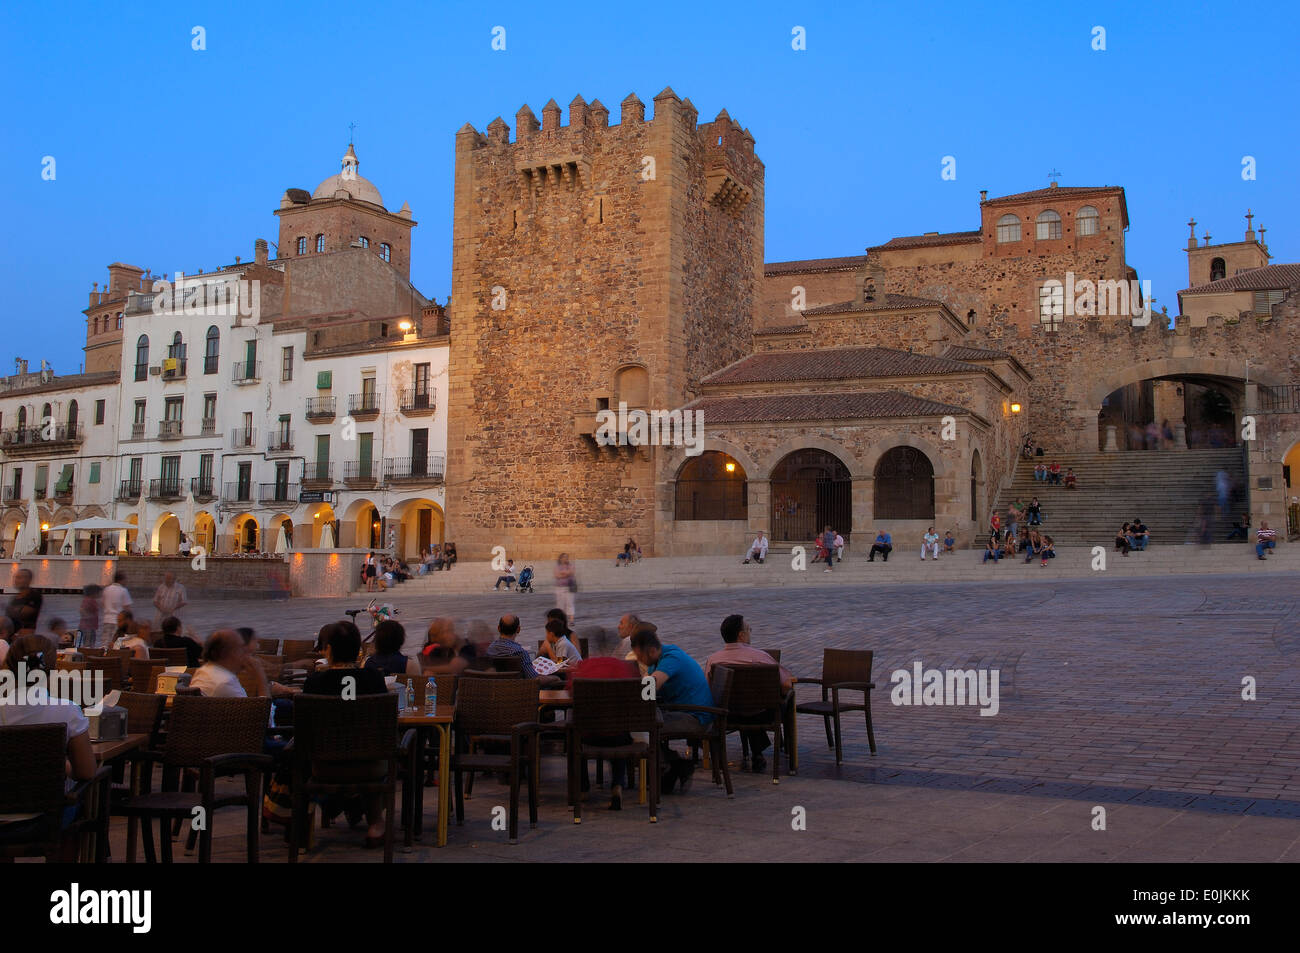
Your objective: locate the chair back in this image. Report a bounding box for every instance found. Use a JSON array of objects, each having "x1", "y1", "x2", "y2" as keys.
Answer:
[
  {"x1": 254, "y1": 638, "x2": 280, "y2": 655},
  {"x1": 456, "y1": 676, "x2": 538, "y2": 737},
  {"x1": 822, "y1": 648, "x2": 872, "y2": 686},
  {"x1": 280, "y1": 638, "x2": 317, "y2": 662},
  {"x1": 55, "y1": 658, "x2": 87, "y2": 672},
  {"x1": 571, "y1": 678, "x2": 656, "y2": 735},
  {"x1": 0, "y1": 724, "x2": 67, "y2": 816},
  {"x1": 81, "y1": 646, "x2": 107, "y2": 658},
  {"x1": 116, "y1": 691, "x2": 166, "y2": 744},
  {"x1": 489, "y1": 654, "x2": 524, "y2": 675},
  {"x1": 720, "y1": 663, "x2": 782, "y2": 716},
  {"x1": 85, "y1": 655, "x2": 124, "y2": 693},
  {"x1": 756, "y1": 647, "x2": 782, "y2": 663},
  {"x1": 709, "y1": 663, "x2": 735, "y2": 711},
  {"x1": 128, "y1": 658, "x2": 165, "y2": 694},
  {"x1": 163, "y1": 695, "x2": 272, "y2": 767},
  {"x1": 149, "y1": 647, "x2": 189, "y2": 666},
  {"x1": 292, "y1": 693, "x2": 398, "y2": 764}
]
